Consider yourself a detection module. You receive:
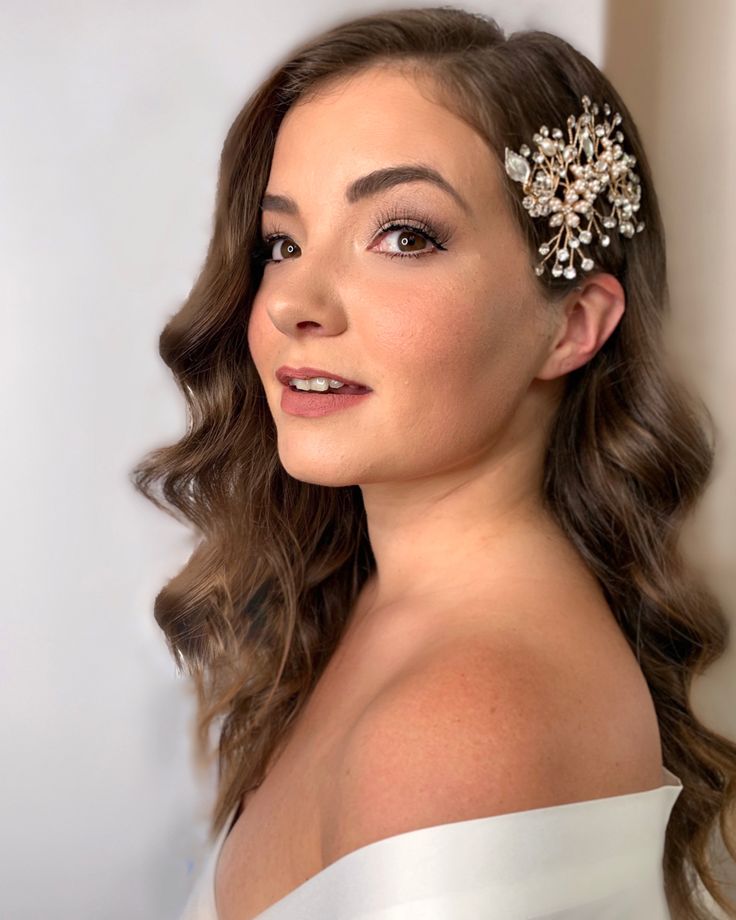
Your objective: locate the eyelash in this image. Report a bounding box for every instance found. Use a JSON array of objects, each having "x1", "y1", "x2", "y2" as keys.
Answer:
[{"x1": 253, "y1": 206, "x2": 452, "y2": 265}]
